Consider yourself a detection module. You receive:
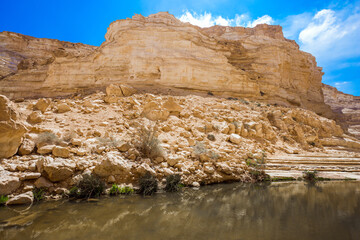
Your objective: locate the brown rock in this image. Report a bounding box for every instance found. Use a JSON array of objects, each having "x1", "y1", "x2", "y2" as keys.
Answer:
[
  {"x1": 27, "y1": 111, "x2": 43, "y2": 124},
  {"x1": 0, "y1": 95, "x2": 26, "y2": 158},
  {"x1": 19, "y1": 138, "x2": 36, "y2": 155},
  {"x1": 56, "y1": 103, "x2": 71, "y2": 113},
  {"x1": 0, "y1": 173, "x2": 21, "y2": 195},
  {"x1": 34, "y1": 98, "x2": 51, "y2": 113},
  {"x1": 93, "y1": 151, "x2": 134, "y2": 179},
  {"x1": 6, "y1": 191, "x2": 33, "y2": 205},
  {"x1": 34, "y1": 177, "x2": 54, "y2": 188},
  {"x1": 52, "y1": 146, "x2": 70, "y2": 158},
  {"x1": 37, "y1": 156, "x2": 76, "y2": 182}
]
